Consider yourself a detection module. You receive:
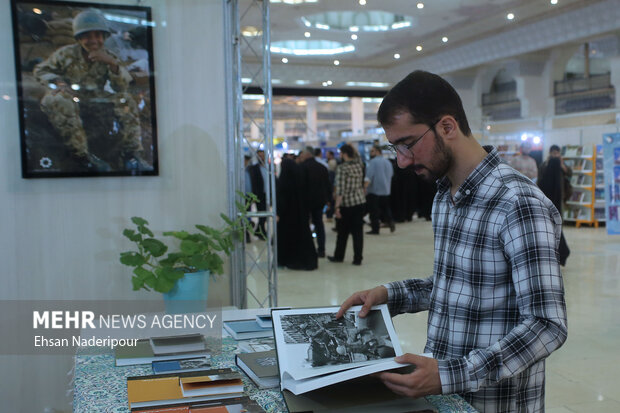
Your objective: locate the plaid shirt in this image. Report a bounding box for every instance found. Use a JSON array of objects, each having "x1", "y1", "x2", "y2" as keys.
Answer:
[
  {"x1": 335, "y1": 160, "x2": 366, "y2": 207},
  {"x1": 386, "y1": 147, "x2": 567, "y2": 413}
]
